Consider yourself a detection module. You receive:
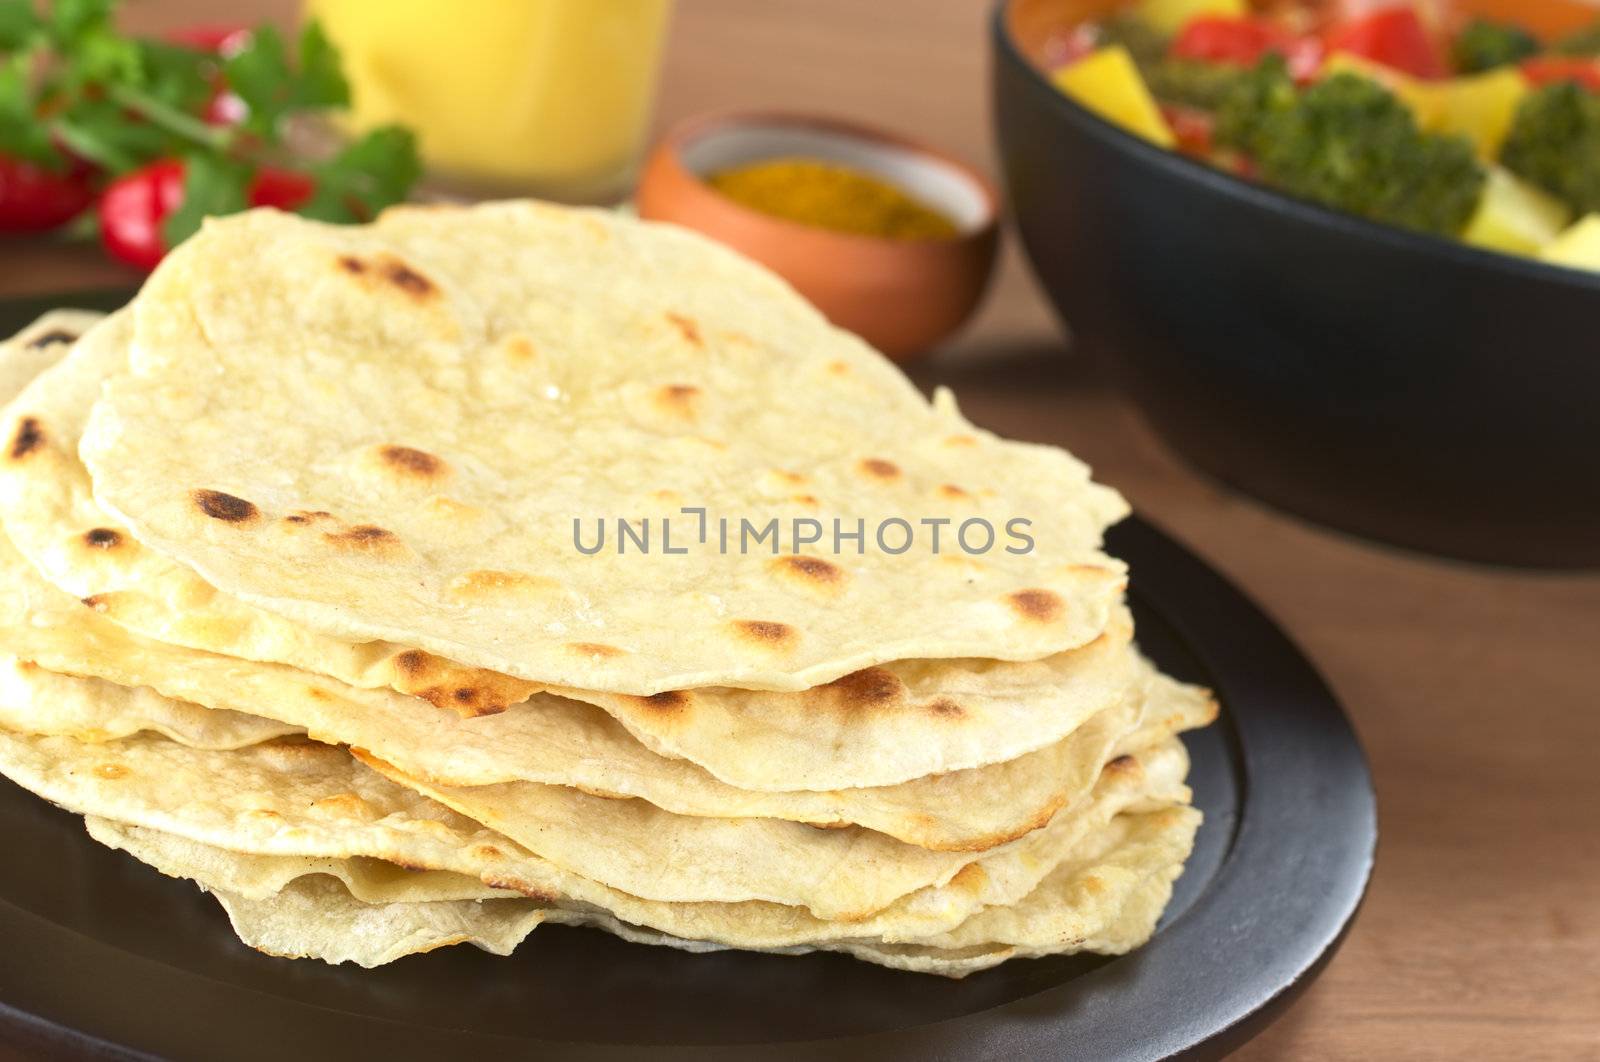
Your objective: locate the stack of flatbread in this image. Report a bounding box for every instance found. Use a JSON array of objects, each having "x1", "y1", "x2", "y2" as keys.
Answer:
[{"x1": 0, "y1": 203, "x2": 1213, "y2": 976}]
